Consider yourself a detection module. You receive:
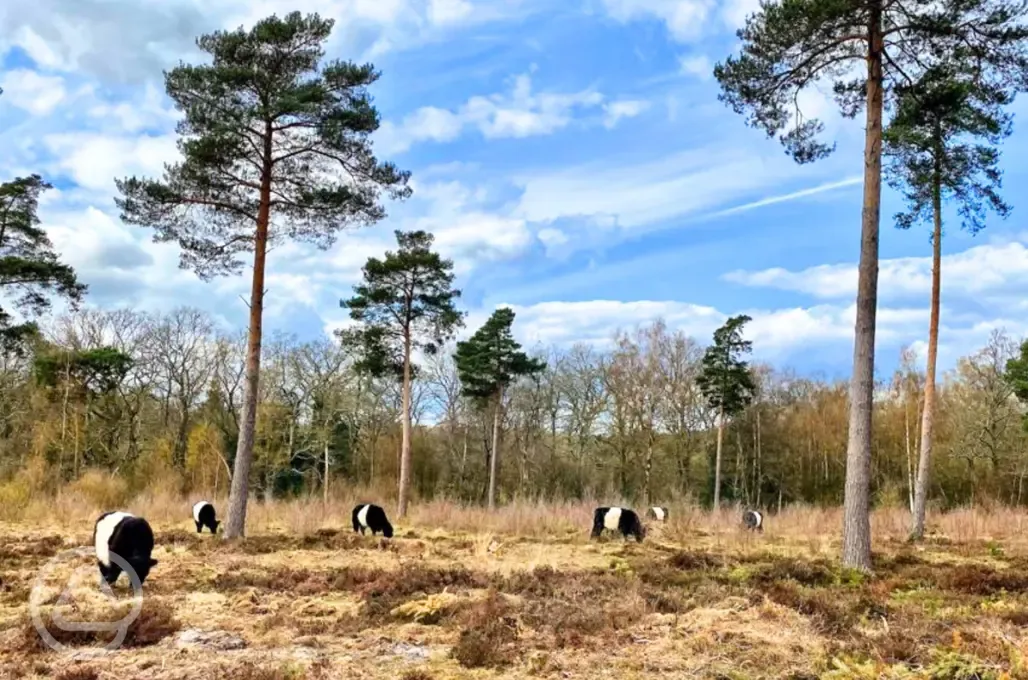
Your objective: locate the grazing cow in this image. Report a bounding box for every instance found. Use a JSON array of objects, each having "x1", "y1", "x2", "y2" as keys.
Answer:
[
  {"x1": 591, "y1": 507, "x2": 645, "y2": 542},
  {"x1": 352, "y1": 503, "x2": 394, "y2": 538},
  {"x1": 743, "y1": 509, "x2": 763, "y2": 532},
  {"x1": 646, "y1": 506, "x2": 669, "y2": 522},
  {"x1": 192, "y1": 500, "x2": 220, "y2": 534},
  {"x1": 93, "y1": 511, "x2": 158, "y2": 586}
]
